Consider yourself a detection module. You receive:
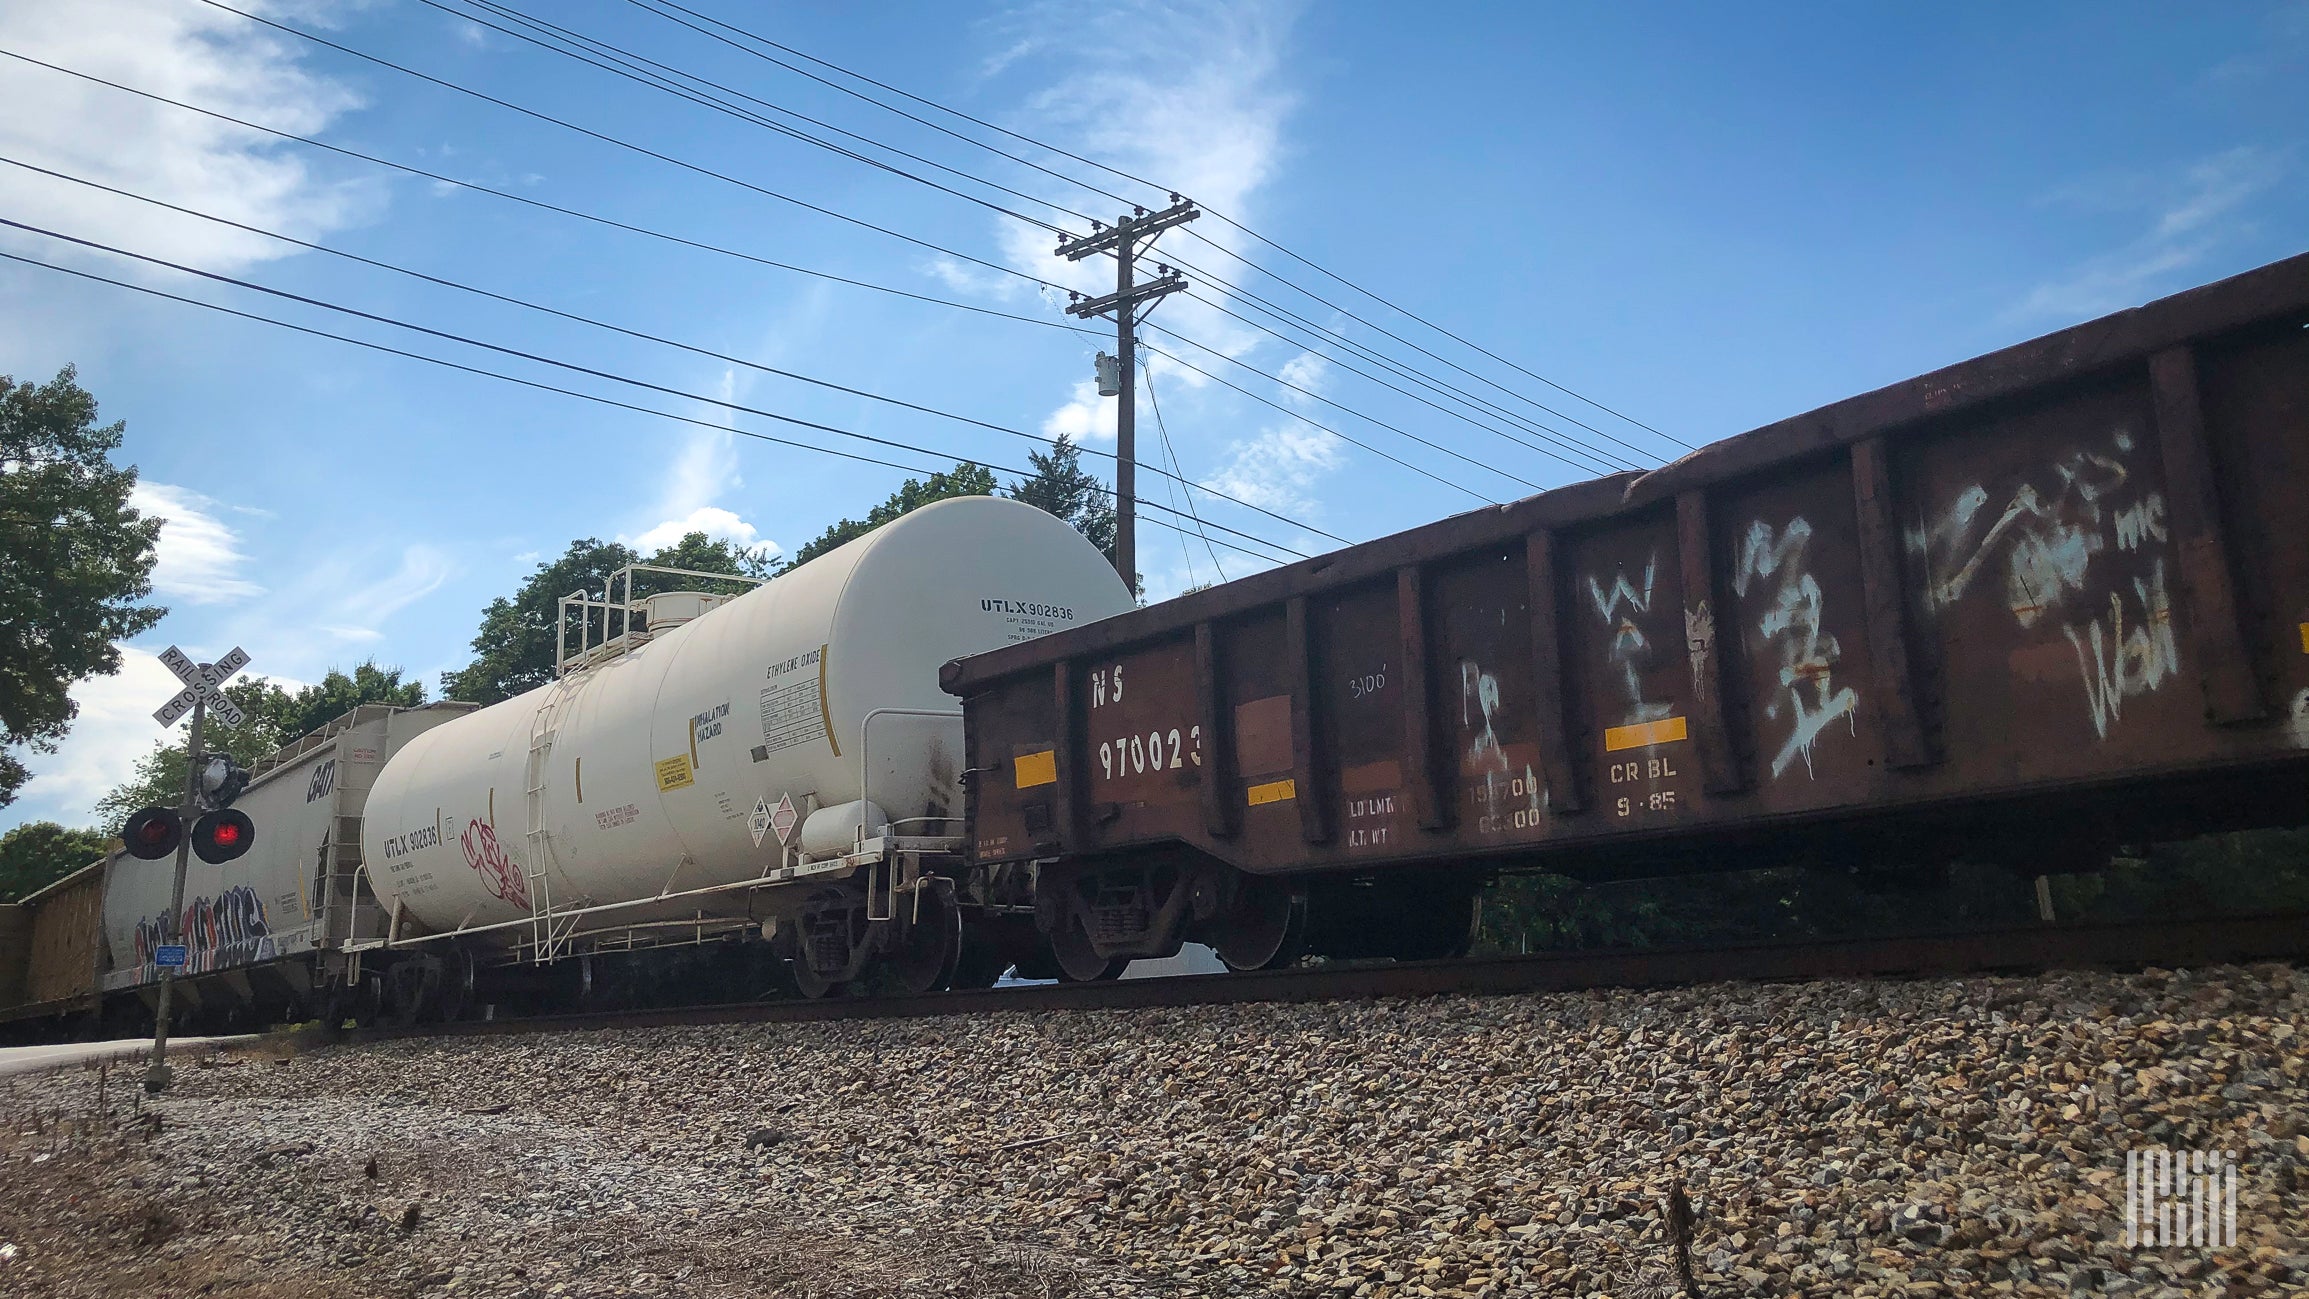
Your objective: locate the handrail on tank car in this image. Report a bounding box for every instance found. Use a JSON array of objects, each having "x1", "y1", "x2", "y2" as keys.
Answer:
[{"x1": 554, "y1": 562, "x2": 768, "y2": 680}]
